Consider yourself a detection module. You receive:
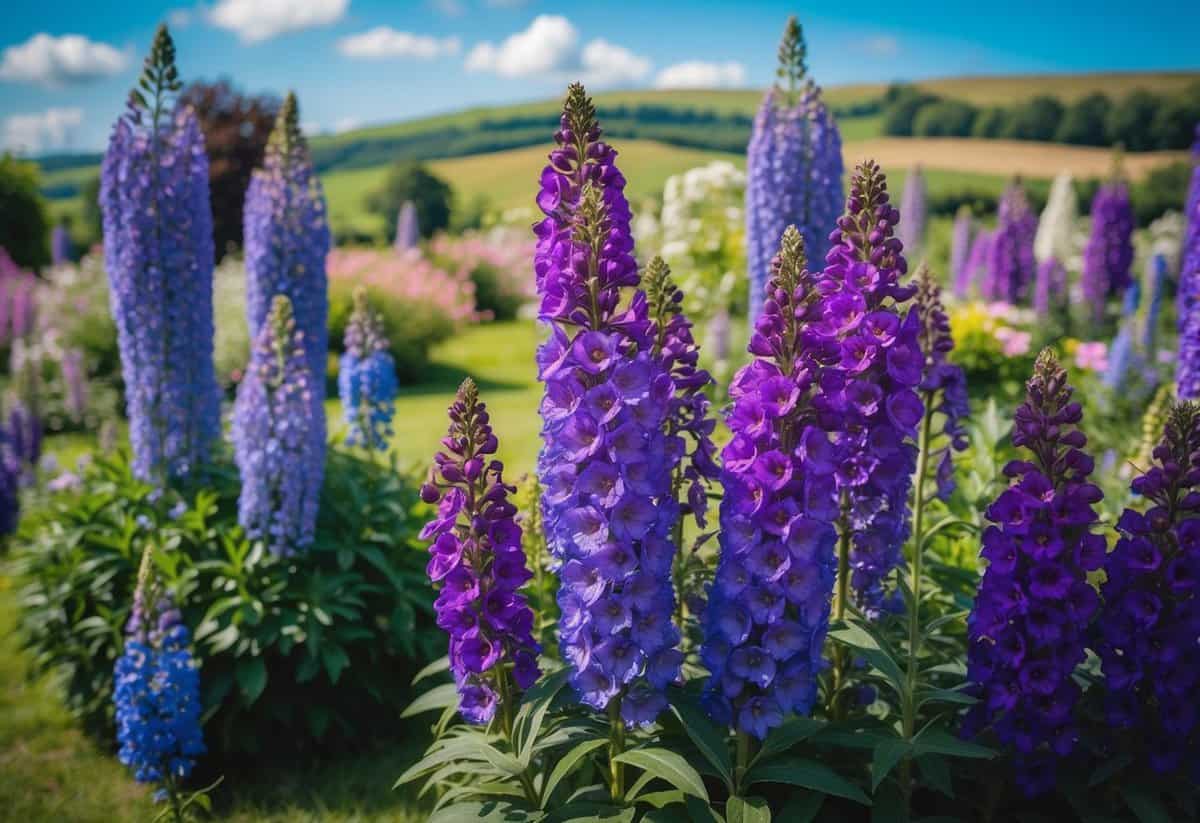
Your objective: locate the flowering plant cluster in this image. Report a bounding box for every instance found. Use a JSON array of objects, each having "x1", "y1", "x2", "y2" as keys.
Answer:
[
  {"x1": 327, "y1": 247, "x2": 482, "y2": 328},
  {"x1": 1081, "y1": 167, "x2": 1135, "y2": 323},
  {"x1": 338, "y1": 287, "x2": 398, "y2": 451},
  {"x1": 1179, "y1": 160, "x2": 1200, "y2": 399},
  {"x1": 428, "y1": 227, "x2": 536, "y2": 320},
  {"x1": 982, "y1": 181, "x2": 1037, "y2": 304},
  {"x1": 419, "y1": 378, "x2": 540, "y2": 724}
]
